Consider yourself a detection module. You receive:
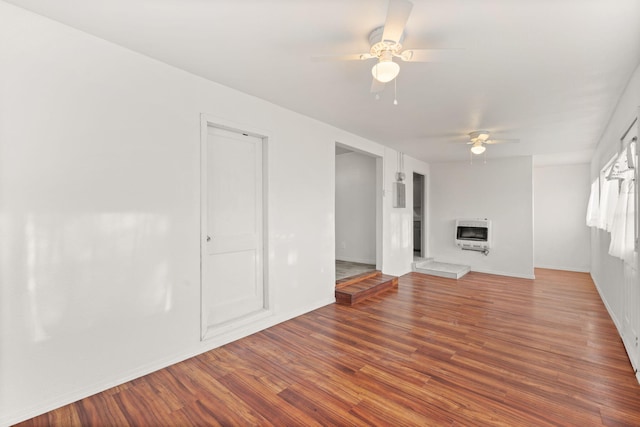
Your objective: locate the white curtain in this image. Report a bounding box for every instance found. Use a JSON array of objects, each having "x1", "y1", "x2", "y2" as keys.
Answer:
[
  {"x1": 586, "y1": 178, "x2": 599, "y2": 227},
  {"x1": 609, "y1": 178, "x2": 629, "y2": 258},
  {"x1": 607, "y1": 140, "x2": 637, "y2": 264},
  {"x1": 624, "y1": 179, "x2": 636, "y2": 265},
  {"x1": 600, "y1": 177, "x2": 620, "y2": 231},
  {"x1": 586, "y1": 139, "x2": 636, "y2": 264}
]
